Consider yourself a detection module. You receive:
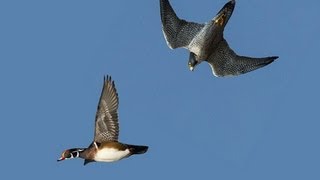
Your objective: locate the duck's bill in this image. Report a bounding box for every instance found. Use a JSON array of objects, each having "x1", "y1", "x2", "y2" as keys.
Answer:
[{"x1": 57, "y1": 157, "x2": 65, "y2": 162}]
